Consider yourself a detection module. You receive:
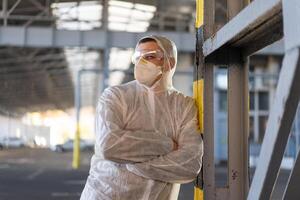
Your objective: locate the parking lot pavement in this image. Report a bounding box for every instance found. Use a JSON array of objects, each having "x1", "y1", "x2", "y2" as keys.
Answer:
[
  {"x1": 0, "y1": 148, "x2": 92, "y2": 200},
  {"x1": 0, "y1": 148, "x2": 291, "y2": 200}
]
